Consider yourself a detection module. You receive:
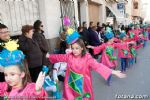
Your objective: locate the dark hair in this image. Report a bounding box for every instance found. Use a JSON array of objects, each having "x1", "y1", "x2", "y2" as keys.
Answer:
[
  {"x1": 21, "y1": 25, "x2": 33, "y2": 35},
  {"x1": 33, "y1": 20, "x2": 42, "y2": 32},
  {"x1": 82, "y1": 21, "x2": 86, "y2": 26},
  {"x1": 71, "y1": 38, "x2": 87, "y2": 57},
  {"x1": 102, "y1": 23, "x2": 106, "y2": 27},
  {"x1": 7, "y1": 60, "x2": 31, "y2": 92},
  {"x1": 89, "y1": 21, "x2": 93, "y2": 26},
  {"x1": 97, "y1": 22, "x2": 100, "y2": 26},
  {"x1": 77, "y1": 26, "x2": 83, "y2": 32},
  {"x1": 0, "y1": 23, "x2": 8, "y2": 29}
]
